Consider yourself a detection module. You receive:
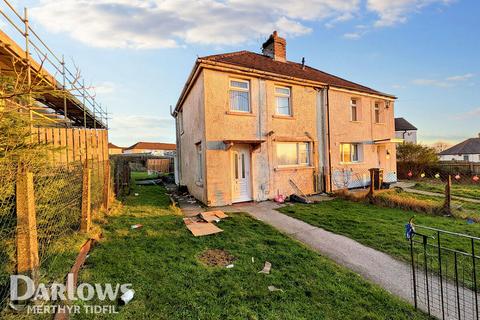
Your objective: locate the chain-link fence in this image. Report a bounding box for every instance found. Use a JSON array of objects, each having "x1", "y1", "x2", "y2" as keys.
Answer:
[
  {"x1": 0, "y1": 159, "x2": 110, "y2": 312},
  {"x1": 331, "y1": 167, "x2": 397, "y2": 190}
]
